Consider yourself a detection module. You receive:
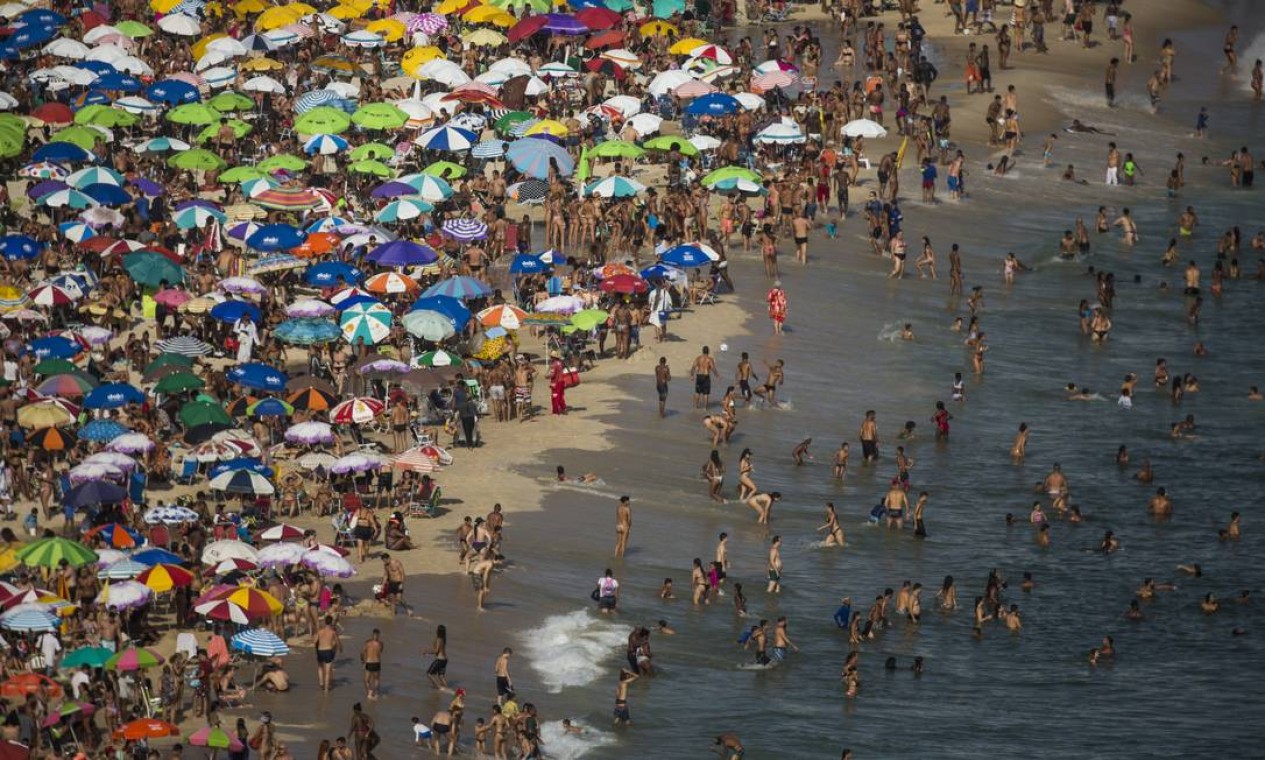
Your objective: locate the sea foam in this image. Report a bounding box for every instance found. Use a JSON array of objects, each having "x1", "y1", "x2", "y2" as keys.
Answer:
[{"x1": 521, "y1": 609, "x2": 627, "y2": 693}]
